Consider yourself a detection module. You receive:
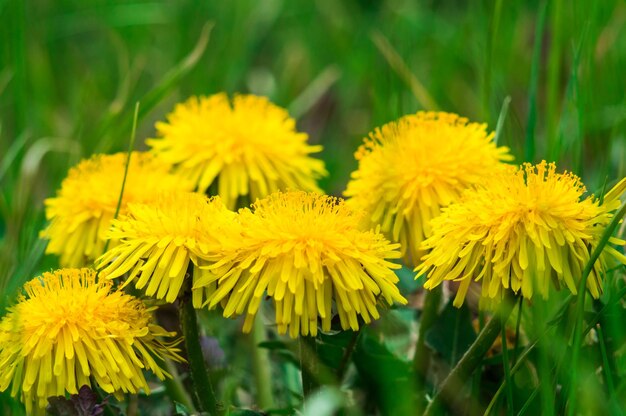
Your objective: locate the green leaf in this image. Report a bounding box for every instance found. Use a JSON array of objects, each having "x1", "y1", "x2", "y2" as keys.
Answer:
[
  {"x1": 353, "y1": 329, "x2": 416, "y2": 415},
  {"x1": 425, "y1": 299, "x2": 477, "y2": 366}
]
